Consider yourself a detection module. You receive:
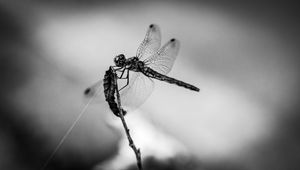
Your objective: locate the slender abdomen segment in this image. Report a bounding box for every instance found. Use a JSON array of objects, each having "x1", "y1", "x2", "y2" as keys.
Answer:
[{"x1": 142, "y1": 67, "x2": 200, "y2": 92}]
